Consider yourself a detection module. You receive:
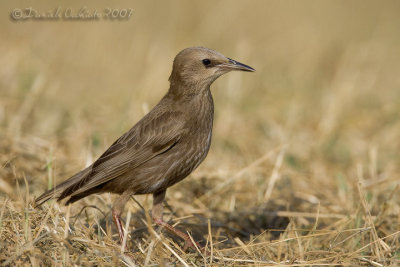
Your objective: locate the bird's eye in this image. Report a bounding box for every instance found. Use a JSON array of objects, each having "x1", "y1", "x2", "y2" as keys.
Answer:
[{"x1": 202, "y1": 59, "x2": 211, "y2": 66}]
